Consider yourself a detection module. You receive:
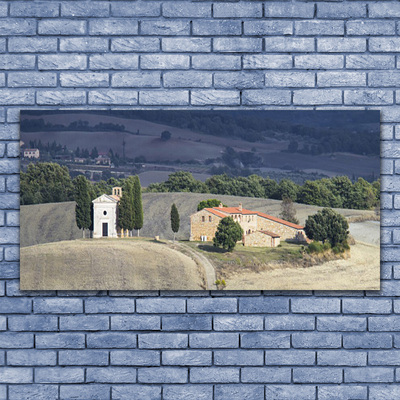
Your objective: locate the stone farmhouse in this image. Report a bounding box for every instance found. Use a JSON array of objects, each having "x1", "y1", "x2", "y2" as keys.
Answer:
[
  {"x1": 190, "y1": 203, "x2": 308, "y2": 247},
  {"x1": 92, "y1": 187, "x2": 122, "y2": 238}
]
